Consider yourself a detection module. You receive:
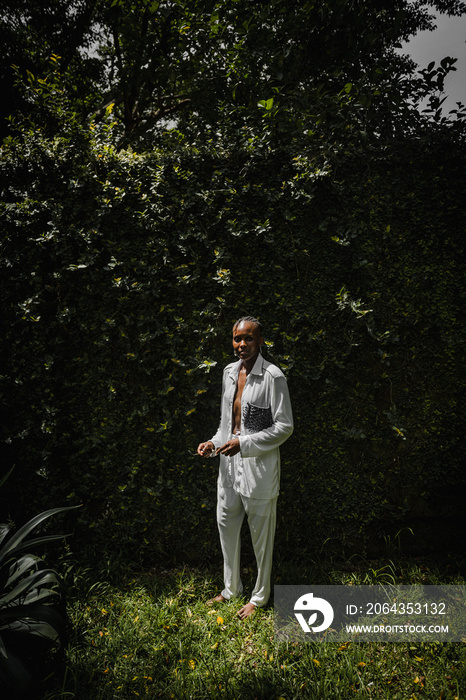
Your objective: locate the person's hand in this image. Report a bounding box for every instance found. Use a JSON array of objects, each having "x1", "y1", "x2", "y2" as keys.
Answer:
[
  {"x1": 217, "y1": 438, "x2": 240, "y2": 457},
  {"x1": 197, "y1": 441, "x2": 215, "y2": 457}
]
